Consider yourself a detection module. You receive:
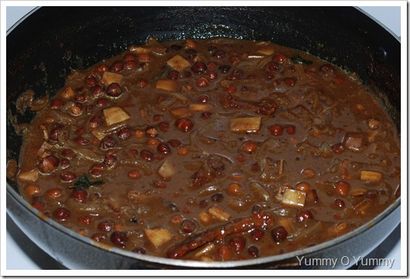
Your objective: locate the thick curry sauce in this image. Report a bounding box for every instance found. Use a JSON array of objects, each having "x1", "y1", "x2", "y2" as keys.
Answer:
[{"x1": 15, "y1": 38, "x2": 400, "y2": 261}]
